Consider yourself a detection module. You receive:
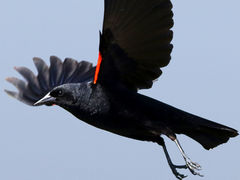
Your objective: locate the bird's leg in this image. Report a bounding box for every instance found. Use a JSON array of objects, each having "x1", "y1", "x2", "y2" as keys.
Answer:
[
  {"x1": 157, "y1": 138, "x2": 187, "y2": 180},
  {"x1": 174, "y1": 138, "x2": 203, "y2": 177}
]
